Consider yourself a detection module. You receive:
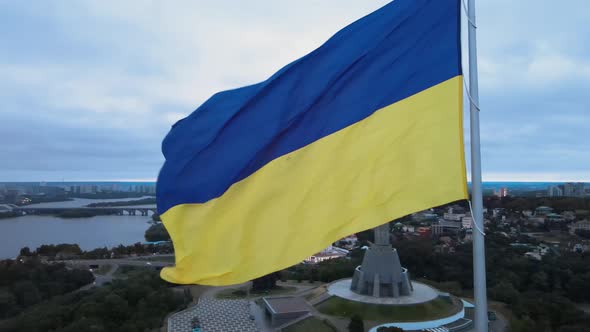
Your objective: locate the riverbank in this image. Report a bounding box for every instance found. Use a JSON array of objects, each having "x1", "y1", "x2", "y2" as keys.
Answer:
[
  {"x1": 0, "y1": 214, "x2": 152, "y2": 259},
  {"x1": 86, "y1": 197, "x2": 156, "y2": 207}
]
